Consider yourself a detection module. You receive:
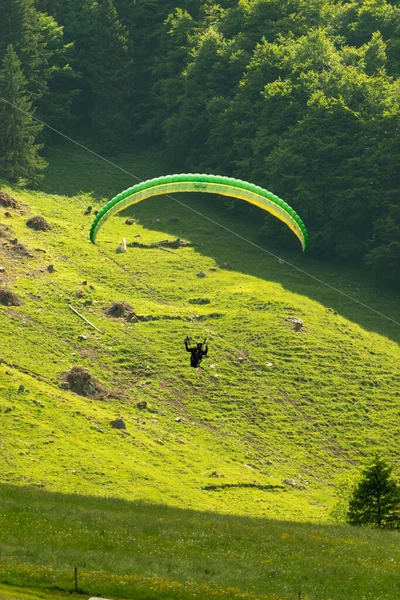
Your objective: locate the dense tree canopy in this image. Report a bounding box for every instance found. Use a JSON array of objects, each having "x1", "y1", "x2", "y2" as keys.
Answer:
[{"x1": 0, "y1": 0, "x2": 399, "y2": 287}]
